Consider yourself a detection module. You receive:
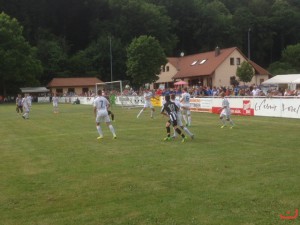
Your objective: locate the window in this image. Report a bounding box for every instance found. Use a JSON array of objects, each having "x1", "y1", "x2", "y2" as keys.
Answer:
[
  {"x1": 56, "y1": 88, "x2": 63, "y2": 94},
  {"x1": 82, "y1": 87, "x2": 88, "y2": 94},
  {"x1": 199, "y1": 59, "x2": 207, "y2": 64},
  {"x1": 166, "y1": 66, "x2": 169, "y2": 72},
  {"x1": 230, "y1": 58, "x2": 234, "y2": 65},
  {"x1": 191, "y1": 60, "x2": 198, "y2": 66},
  {"x1": 161, "y1": 66, "x2": 165, "y2": 72},
  {"x1": 236, "y1": 58, "x2": 241, "y2": 65},
  {"x1": 68, "y1": 88, "x2": 75, "y2": 94}
]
